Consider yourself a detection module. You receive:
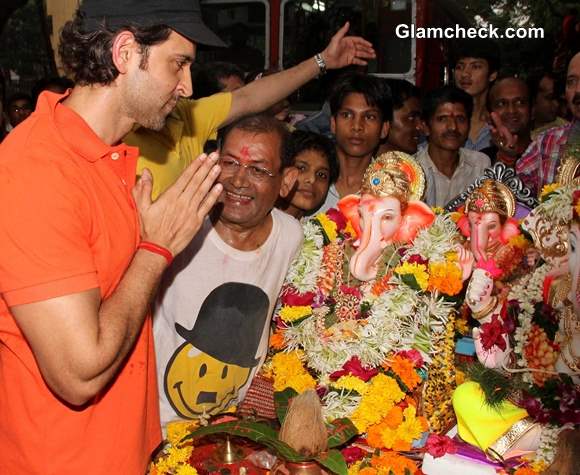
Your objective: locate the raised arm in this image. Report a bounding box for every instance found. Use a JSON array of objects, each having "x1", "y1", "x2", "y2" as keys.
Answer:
[
  {"x1": 225, "y1": 22, "x2": 375, "y2": 125},
  {"x1": 10, "y1": 154, "x2": 222, "y2": 406}
]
